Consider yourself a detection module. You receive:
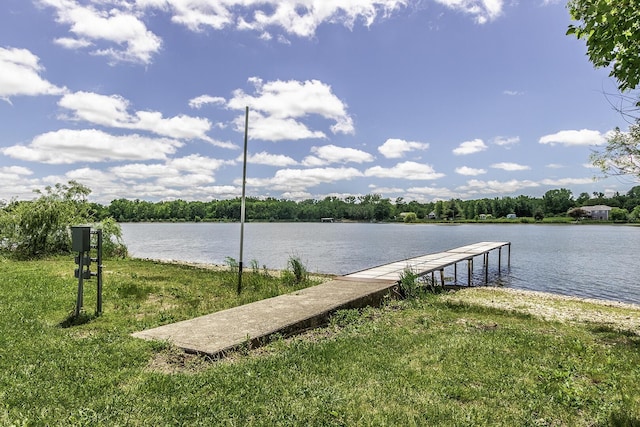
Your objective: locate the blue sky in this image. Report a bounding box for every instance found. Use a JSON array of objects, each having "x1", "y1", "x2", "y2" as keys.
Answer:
[{"x1": 1, "y1": 0, "x2": 637, "y2": 204}]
